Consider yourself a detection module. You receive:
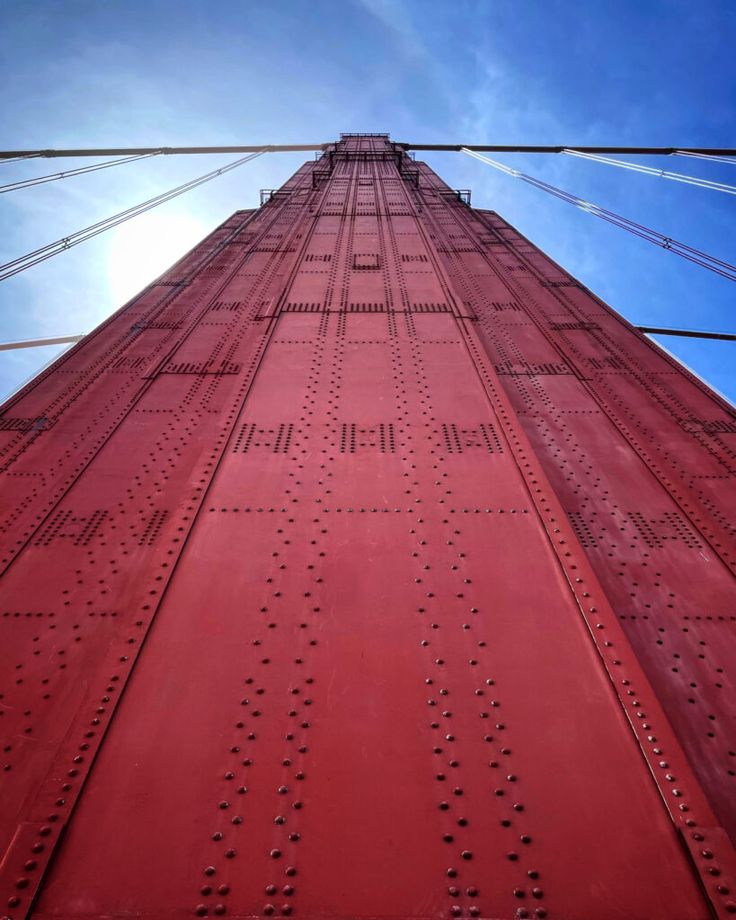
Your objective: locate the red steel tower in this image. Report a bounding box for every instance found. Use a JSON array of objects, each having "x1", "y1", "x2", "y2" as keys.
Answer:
[{"x1": 1, "y1": 133, "x2": 735, "y2": 919}]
